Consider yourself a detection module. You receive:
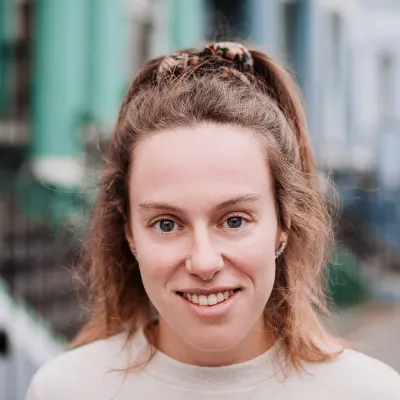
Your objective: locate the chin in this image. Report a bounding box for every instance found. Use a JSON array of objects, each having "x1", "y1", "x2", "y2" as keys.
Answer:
[{"x1": 182, "y1": 323, "x2": 249, "y2": 353}]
